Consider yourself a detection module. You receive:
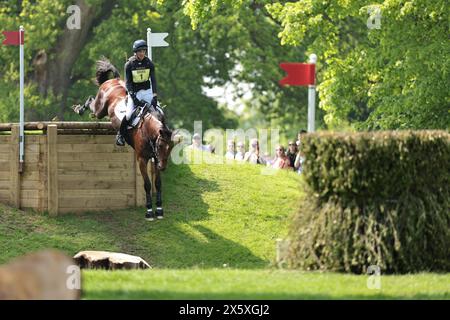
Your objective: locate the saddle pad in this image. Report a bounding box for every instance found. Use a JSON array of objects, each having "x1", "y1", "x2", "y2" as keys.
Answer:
[{"x1": 114, "y1": 99, "x2": 140, "y2": 128}]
